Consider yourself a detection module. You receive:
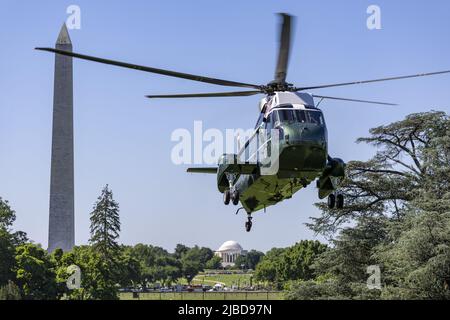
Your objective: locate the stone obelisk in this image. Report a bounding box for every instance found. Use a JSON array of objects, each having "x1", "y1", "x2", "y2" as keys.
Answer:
[{"x1": 48, "y1": 24, "x2": 74, "y2": 252}]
